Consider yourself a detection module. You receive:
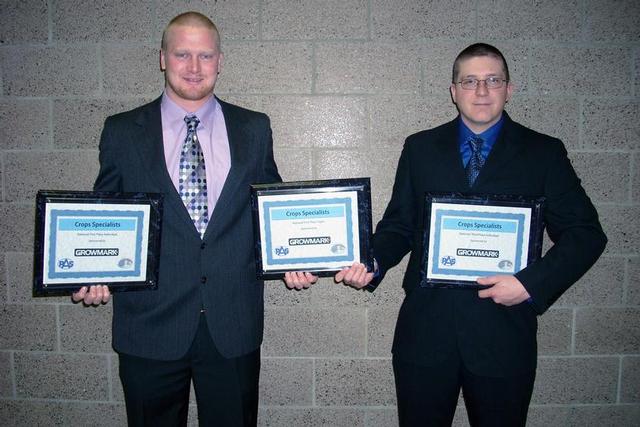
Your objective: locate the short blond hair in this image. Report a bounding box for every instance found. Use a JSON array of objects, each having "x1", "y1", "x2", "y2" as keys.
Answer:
[{"x1": 161, "y1": 11, "x2": 221, "y2": 51}]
